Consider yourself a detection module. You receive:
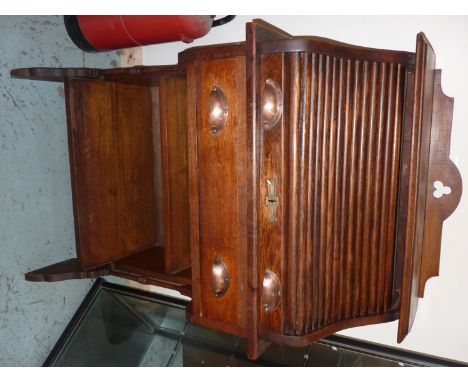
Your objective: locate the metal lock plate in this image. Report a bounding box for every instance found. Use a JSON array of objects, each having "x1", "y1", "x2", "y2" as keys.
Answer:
[{"x1": 265, "y1": 179, "x2": 279, "y2": 224}]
